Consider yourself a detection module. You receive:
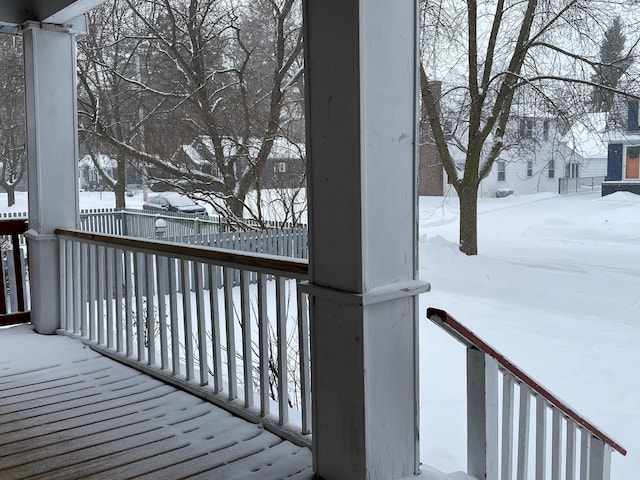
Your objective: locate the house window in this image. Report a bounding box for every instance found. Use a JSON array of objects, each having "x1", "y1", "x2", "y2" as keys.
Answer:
[
  {"x1": 565, "y1": 162, "x2": 579, "y2": 179},
  {"x1": 526, "y1": 160, "x2": 533, "y2": 177},
  {"x1": 543, "y1": 120, "x2": 550, "y2": 140},
  {"x1": 625, "y1": 145, "x2": 640, "y2": 179},
  {"x1": 519, "y1": 118, "x2": 533, "y2": 139},
  {"x1": 274, "y1": 161, "x2": 287, "y2": 173},
  {"x1": 548, "y1": 160, "x2": 555, "y2": 179},
  {"x1": 497, "y1": 161, "x2": 506, "y2": 181}
]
